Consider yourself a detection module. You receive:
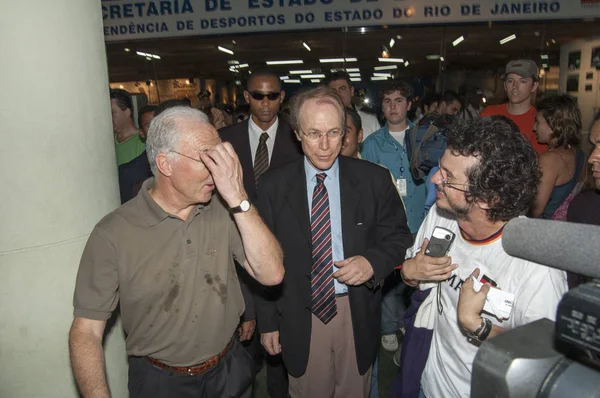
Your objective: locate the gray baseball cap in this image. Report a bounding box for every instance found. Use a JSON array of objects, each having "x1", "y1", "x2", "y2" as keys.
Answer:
[{"x1": 501, "y1": 59, "x2": 539, "y2": 80}]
